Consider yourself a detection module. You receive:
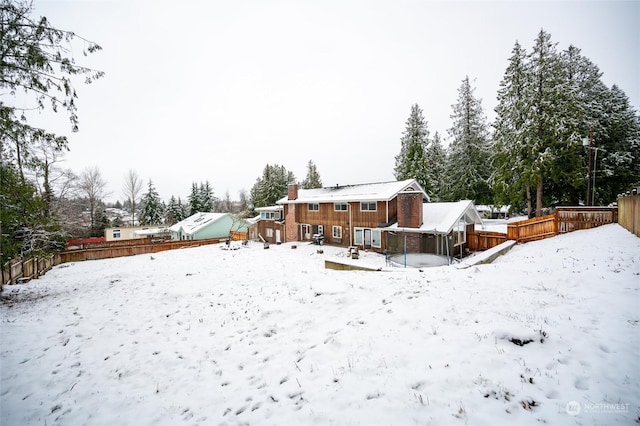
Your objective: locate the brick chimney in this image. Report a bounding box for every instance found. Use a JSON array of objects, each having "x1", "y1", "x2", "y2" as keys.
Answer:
[
  {"x1": 288, "y1": 183, "x2": 298, "y2": 200},
  {"x1": 397, "y1": 191, "x2": 423, "y2": 228}
]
